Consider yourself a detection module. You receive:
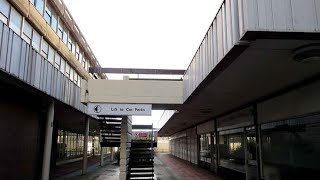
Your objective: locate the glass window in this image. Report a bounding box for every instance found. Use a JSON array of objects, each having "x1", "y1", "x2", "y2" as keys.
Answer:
[
  {"x1": 32, "y1": 30, "x2": 41, "y2": 51},
  {"x1": 74, "y1": 71, "x2": 78, "y2": 84},
  {"x1": 51, "y1": 12, "x2": 57, "y2": 31},
  {"x1": 75, "y1": 43, "x2": 80, "y2": 60},
  {"x1": 35, "y1": 0, "x2": 44, "y2": 15},
  {"x1": 44, "y1": 6, "x2": 51, "y2": 24},
  {"x1": 41, "y1": 39, "x2": 49, "y2": 58},
  {"x1": 47, "y1": 45, "x2": 55, "y2": 64},
  {"x1": 65, "y1": 63, "x2": 70, "y2": 78},
  {"x1": 58, "y1": 22, "x2": 68, "y2": 44},
  {"x1": 22, "y1": 20, "x2": 32, "y2": 44},
  {"x1": 261, "y1": 116, "x2": 320, "y2": 180},
  {"x1": 60, "y1": 58, "x2": 65, "y2": 74},
  {"x1": 70, "y1": 68, "x2": 74, "y2": 81},
  {"x1": 54, "y1": 52, "x2": 61, "y2": 70},
  {"x1": 200, "y1": 133, "x2": 212, "y2": 168},
  {"x1": 9, "y1": 8, "x2": 22, "y2": 34},
  {"x1": 30, "y1": 0, "x2": 35, "y2": 5},
  {"x1": 0, "y1": 0, "x2": 10, "y2": 24},
  {"x1": 219, "y1": 128, "x2": 245, "y2": 173},
  {"x1": 77, "y1": 74, "x2": 81, "y2": 87}
]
